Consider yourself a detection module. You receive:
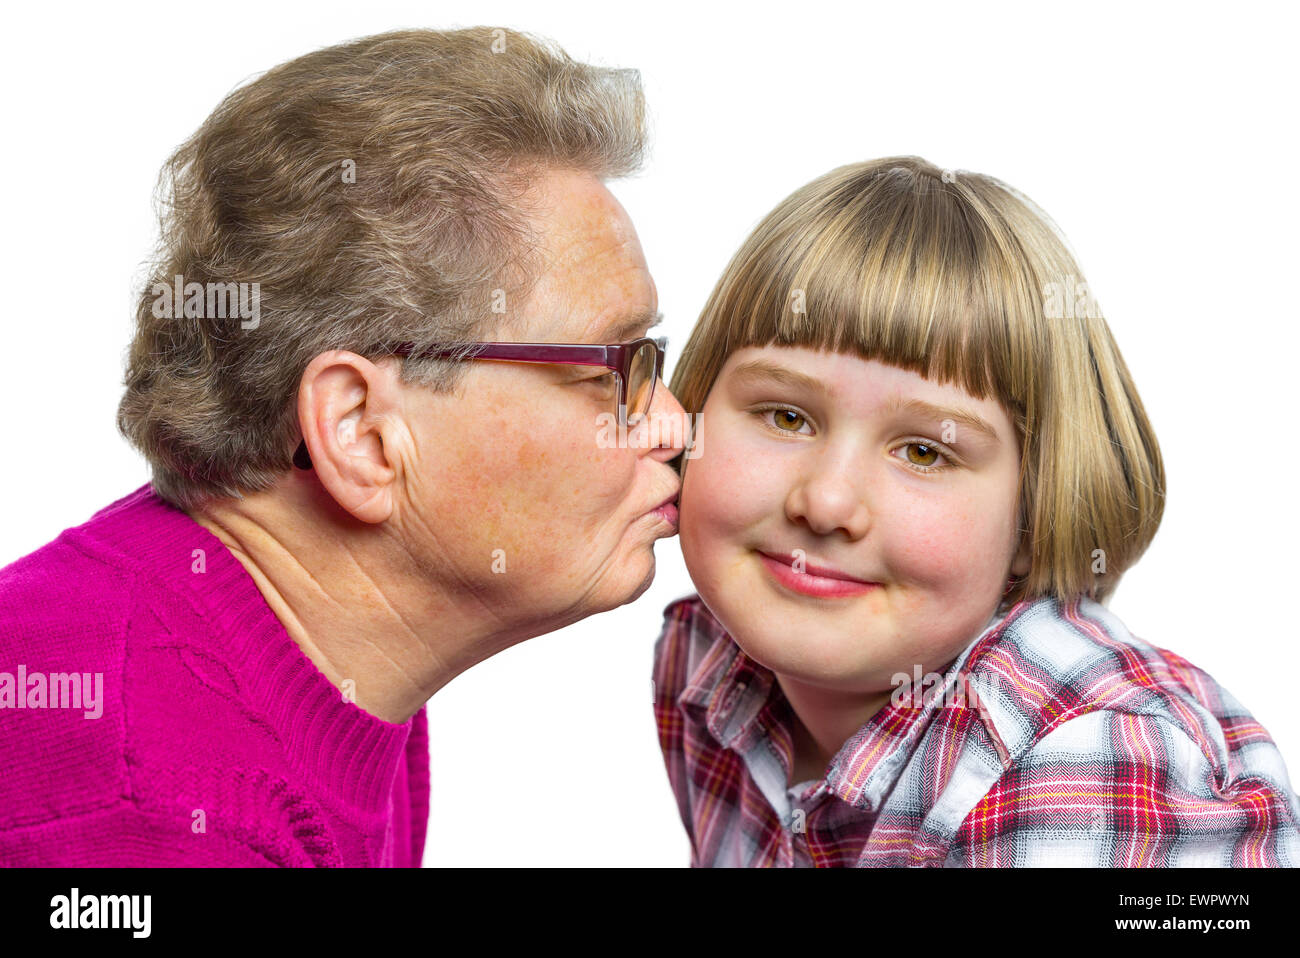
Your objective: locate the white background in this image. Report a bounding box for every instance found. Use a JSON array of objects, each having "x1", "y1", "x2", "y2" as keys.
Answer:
[{"x1": 2, "y1": 0, "x2": 1297, "y2": 866}]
